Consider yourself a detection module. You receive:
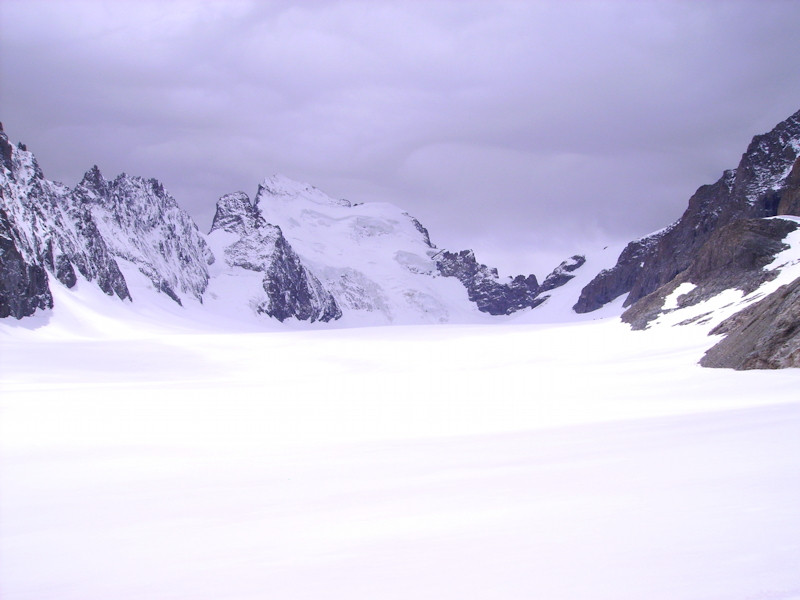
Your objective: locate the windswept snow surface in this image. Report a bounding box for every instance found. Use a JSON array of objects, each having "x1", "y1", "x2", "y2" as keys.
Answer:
[{"x1": 2, "y1": 280, "x2": 800, "y2": 600}]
